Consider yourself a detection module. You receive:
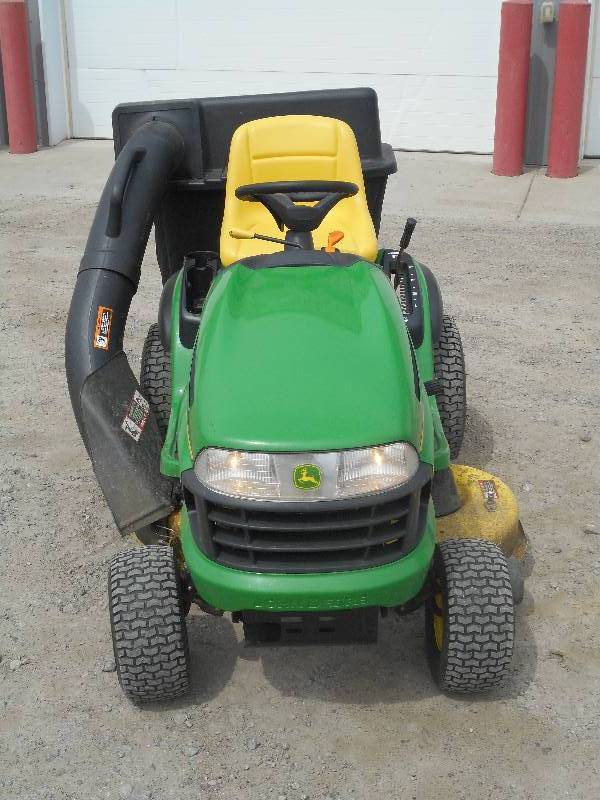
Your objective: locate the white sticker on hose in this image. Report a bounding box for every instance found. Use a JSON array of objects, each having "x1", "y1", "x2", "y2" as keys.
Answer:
[{"x1": 121, "y1": 390, "x2": 150, "y2": 442}]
